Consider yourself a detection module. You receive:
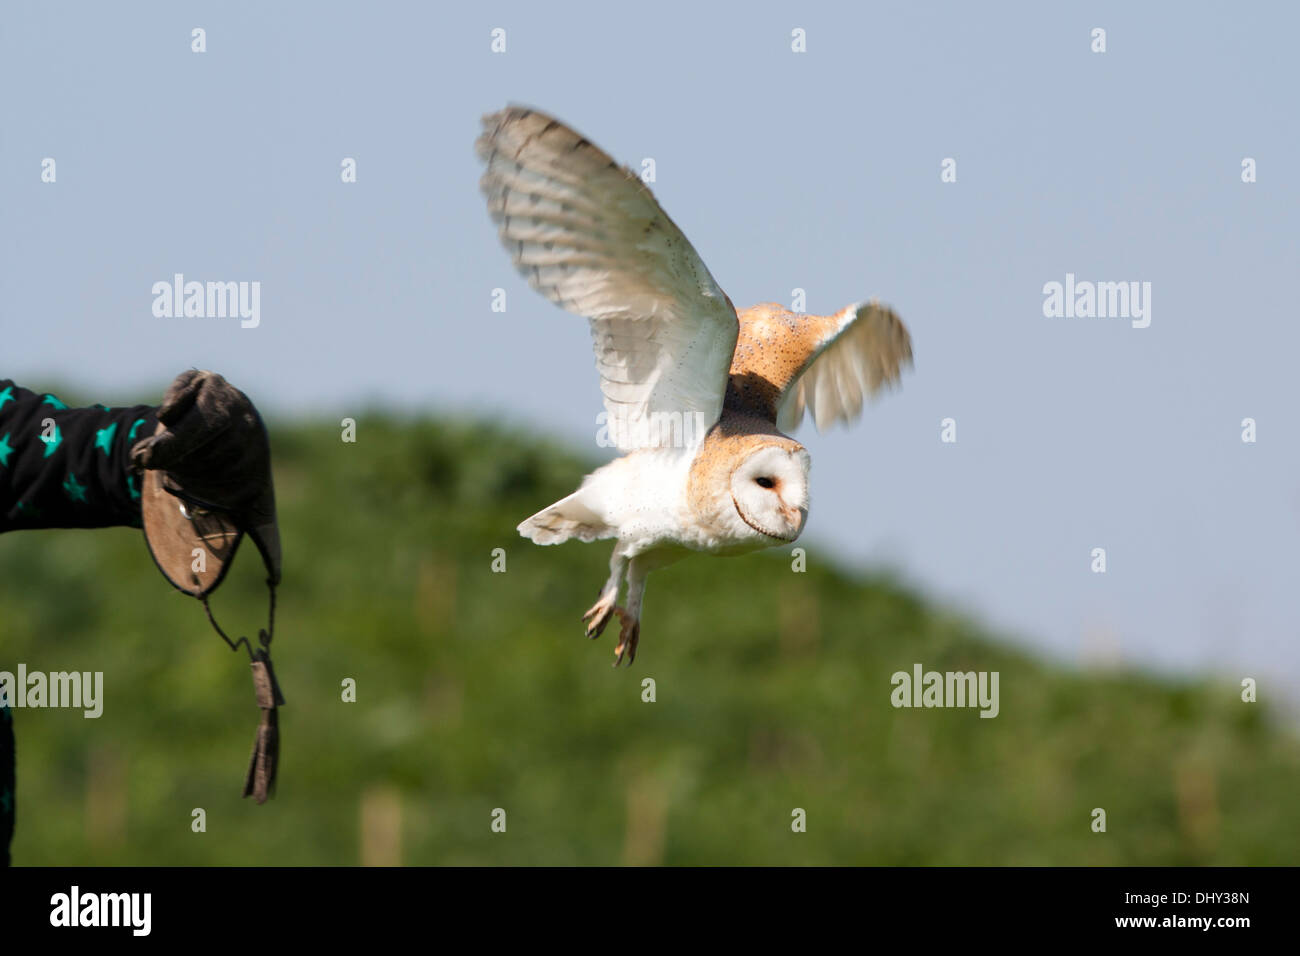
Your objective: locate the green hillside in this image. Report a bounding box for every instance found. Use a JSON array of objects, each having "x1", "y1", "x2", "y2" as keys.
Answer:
[{"x1": 3, "y1": 413, "x2": 1297, "y2": 865}]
